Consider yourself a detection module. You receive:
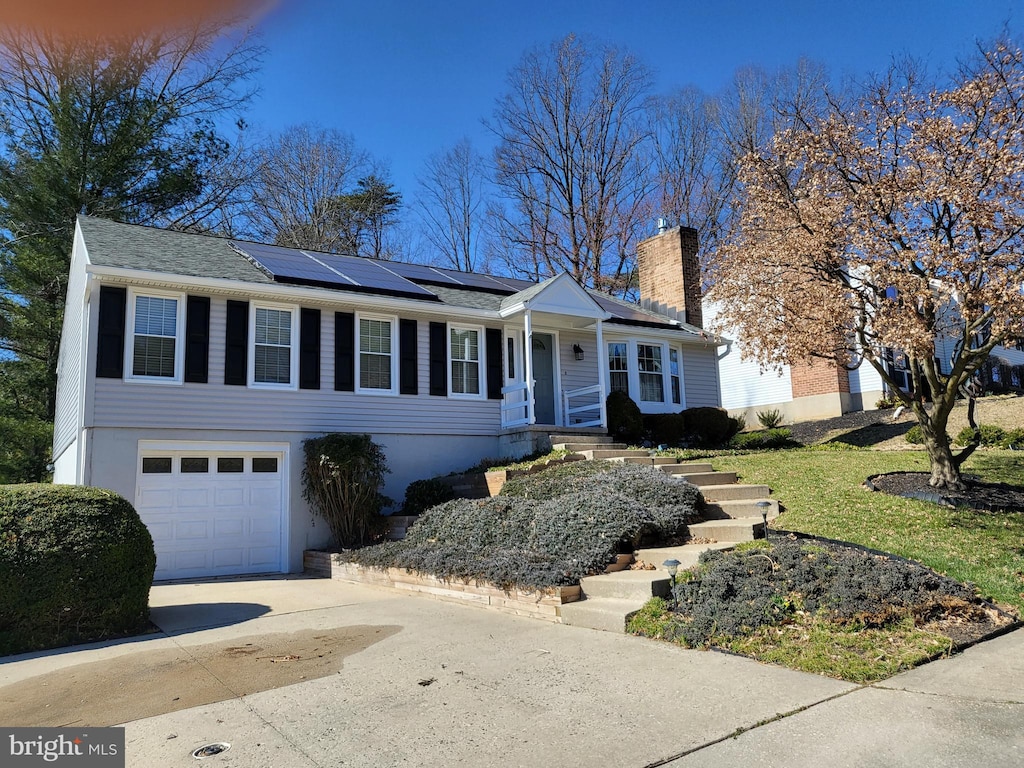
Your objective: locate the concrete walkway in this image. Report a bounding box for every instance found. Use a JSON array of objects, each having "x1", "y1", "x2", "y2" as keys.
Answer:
[{"x1": 1, "y1": 576, "x2": 1021, "y2": 767}]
